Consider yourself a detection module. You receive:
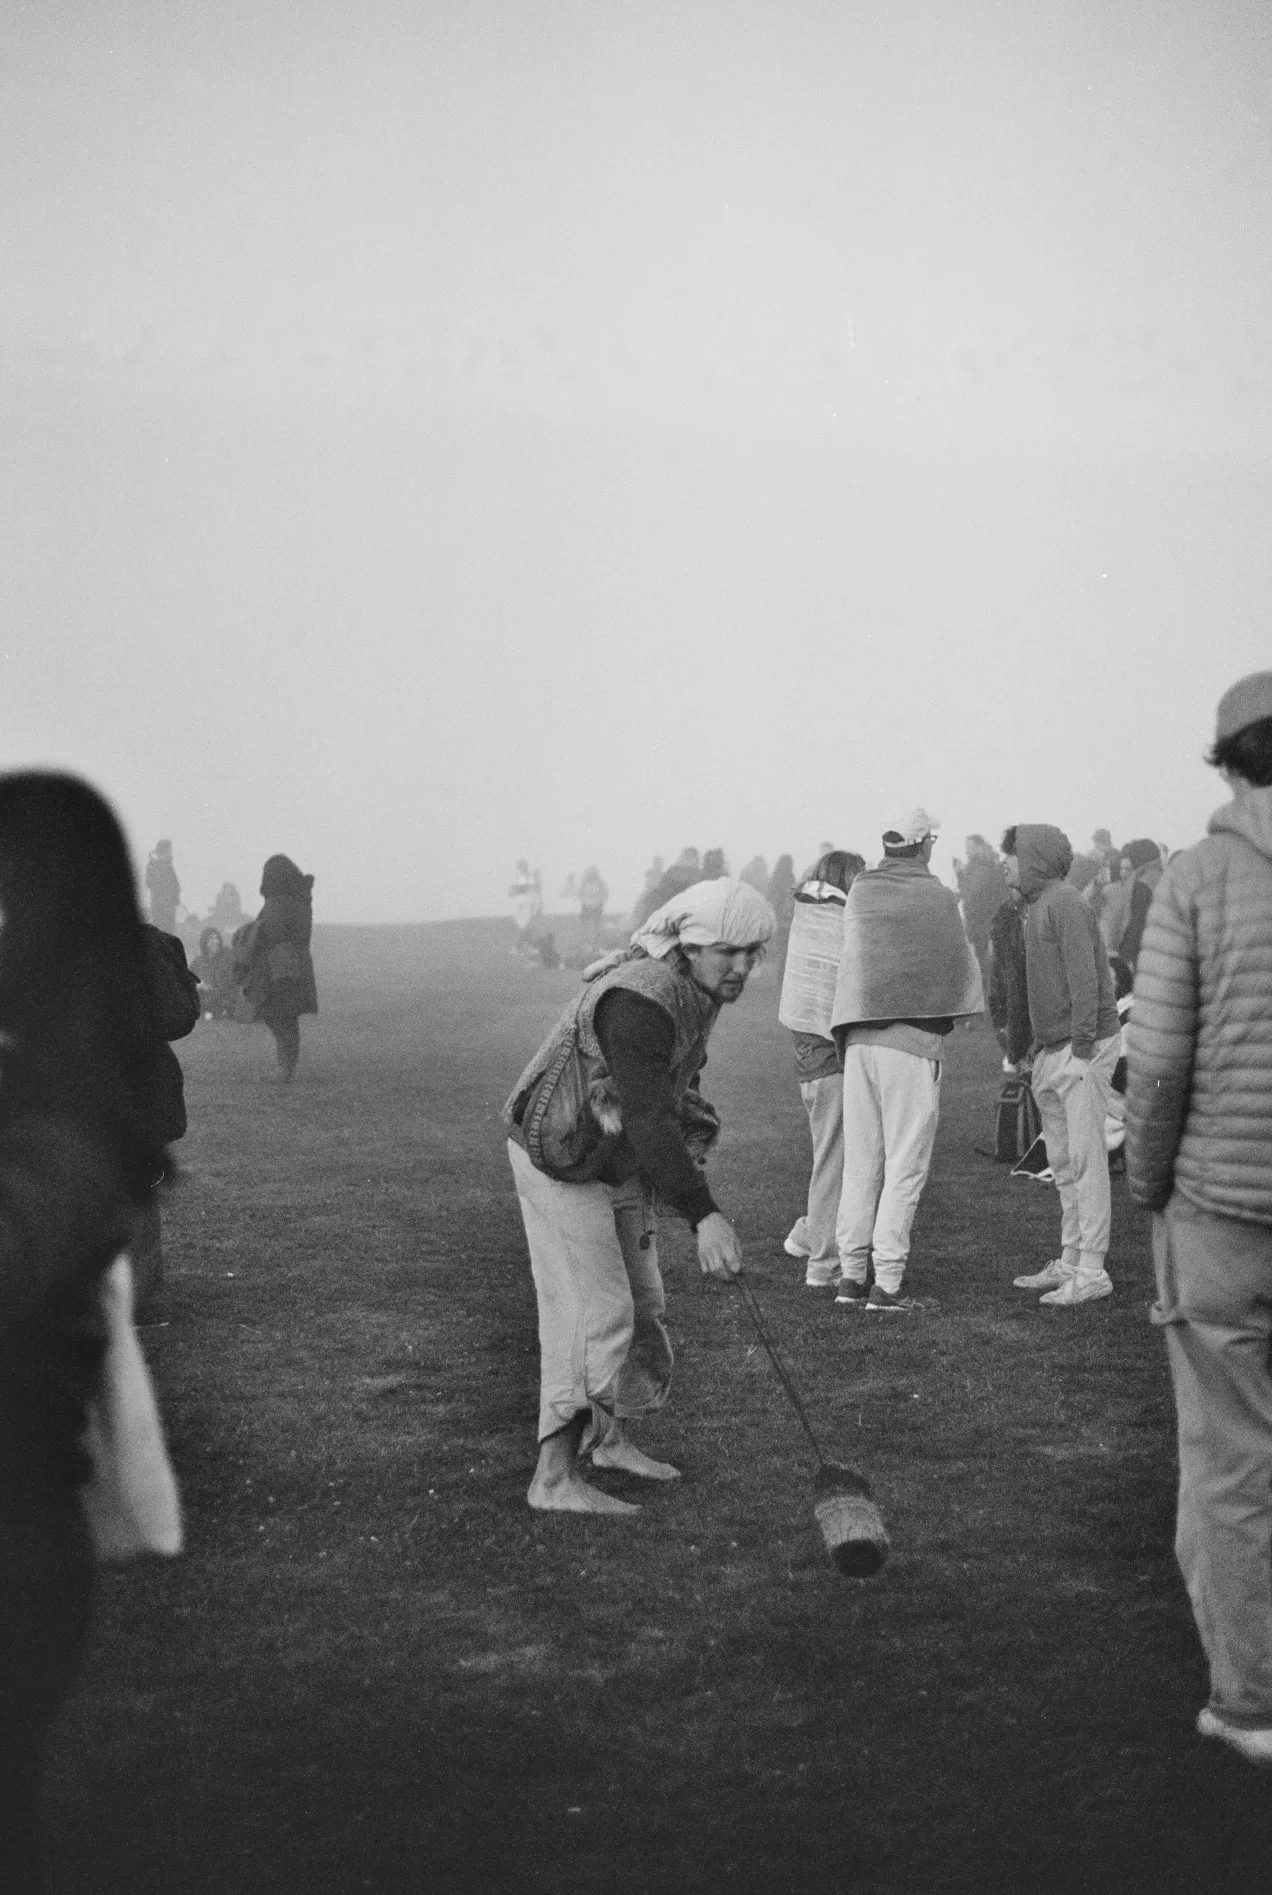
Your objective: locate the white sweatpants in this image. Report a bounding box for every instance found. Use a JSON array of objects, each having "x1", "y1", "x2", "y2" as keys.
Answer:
[
  {"x1": 787, "y1": 1073, "x2": 846, "y2": 1279},
  {"x1": 508, "y1": 1139, "x2": 673, "y2": 1441},
  {"x1": 835, "y1": 1045, "x2": 941, "y2": 1293},
  {"x1": 1030, "y1": 1035, "x2": 1120, "y2": 1268}
]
